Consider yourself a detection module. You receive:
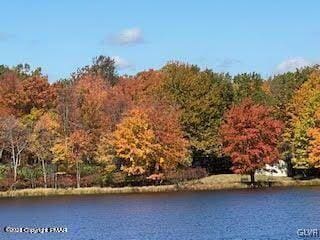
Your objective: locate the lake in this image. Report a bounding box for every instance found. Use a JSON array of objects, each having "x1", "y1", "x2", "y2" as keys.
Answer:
[{"x1": 0, "y1": 187, "x2": 319, "y2": 240}]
